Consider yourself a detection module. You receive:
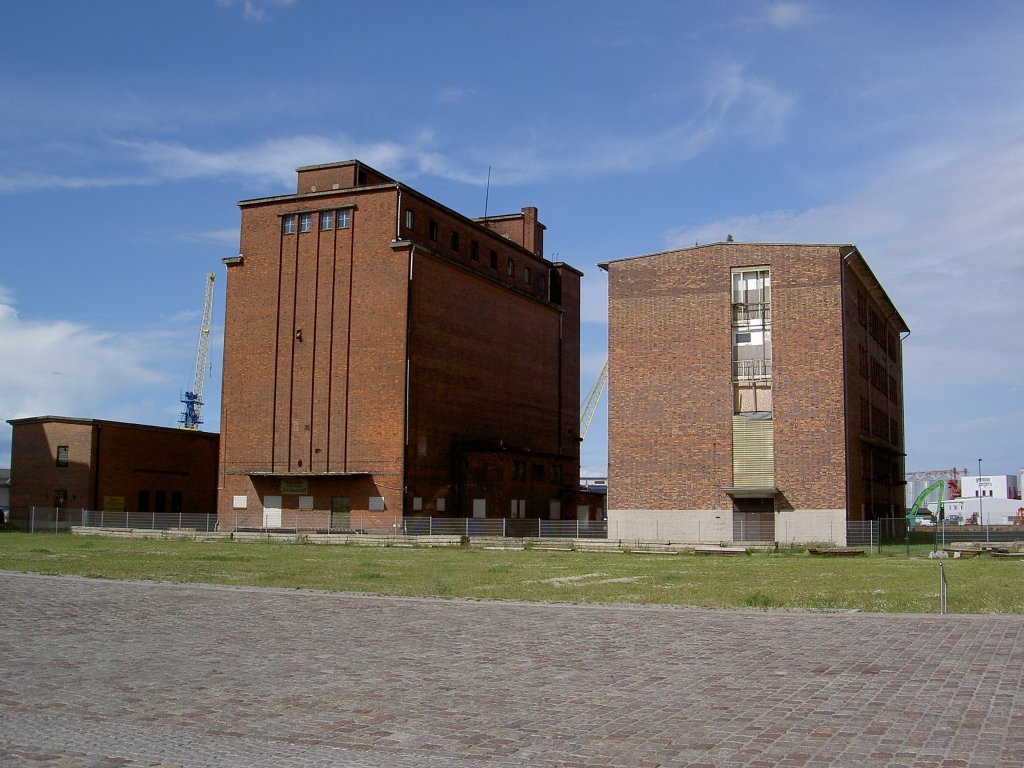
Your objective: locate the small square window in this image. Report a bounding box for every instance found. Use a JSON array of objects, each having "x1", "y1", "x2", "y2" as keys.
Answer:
[
  {"x1": 405, "y1": 209, "x2": 414, "y2": 229},
  {"x1": 56, "y1": 445, "x2": 69, "y2": 467},
  {"x1": 507, "y1": 258, "x2": 515, "y2": 277},
  {"x1": 282, "y1": 215, "x2": 296, "y2": 235},
  {"x1": 369, "y1": 496, "x2": 385, "y2": 511},
  {"x1": 451, "y1": 231, "x2": 460, "y2": 251},
  {"x1": 470, "y1": 241, "x2": 479, "y2": 260},
  {"x1": 319, "y1": 211, "x2": 334, "y2": 230},
  {"x1": 429, "y1": 220, "x2": 438, "y2": 241},
  {"x1": 298, "y1": 495, "x2": 314, "y2": 510},
  {"x1": 298, "y1": 212, "x2": 312, "y2": 232},
  {"x1": 337, "y1": 209, "x2": 351, "y2": 228}
]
